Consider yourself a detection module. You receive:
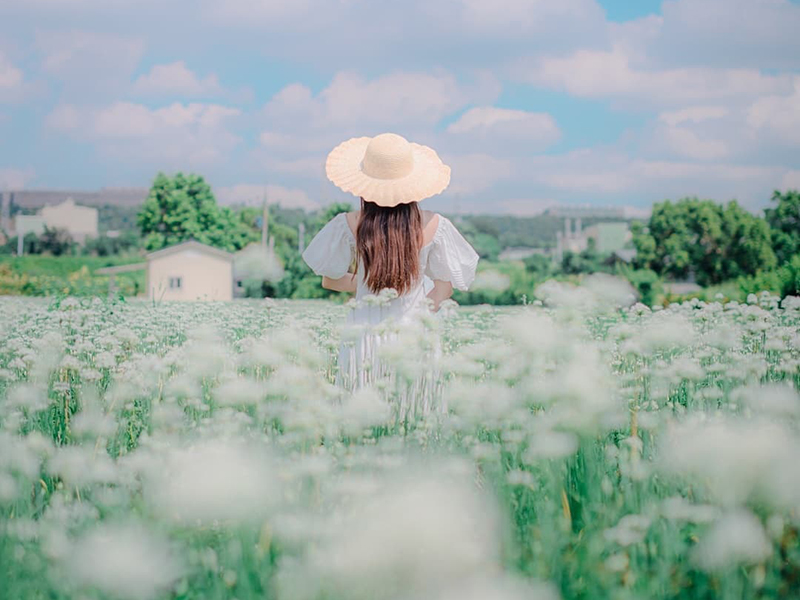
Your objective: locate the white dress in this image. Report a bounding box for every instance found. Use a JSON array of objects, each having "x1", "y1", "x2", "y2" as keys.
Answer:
[{"x1": 302, "y1": 212, "x2": 479, "y2": 414}]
